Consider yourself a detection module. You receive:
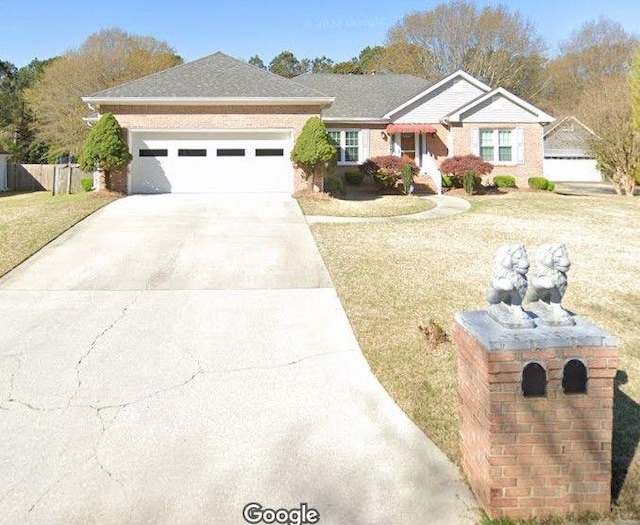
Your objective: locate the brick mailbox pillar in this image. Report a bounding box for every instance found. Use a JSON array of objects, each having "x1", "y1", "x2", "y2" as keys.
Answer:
[{"x1": 454, "y1": 311, "x2": 618, "y2": 520}]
